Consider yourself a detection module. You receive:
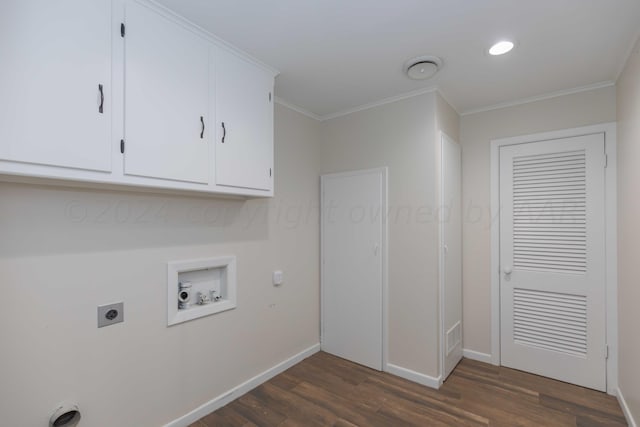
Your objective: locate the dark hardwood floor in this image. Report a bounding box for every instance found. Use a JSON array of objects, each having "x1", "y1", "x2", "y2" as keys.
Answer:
[{"x1": 190, "y1": 352, "x2": 626, "y2": 427}]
